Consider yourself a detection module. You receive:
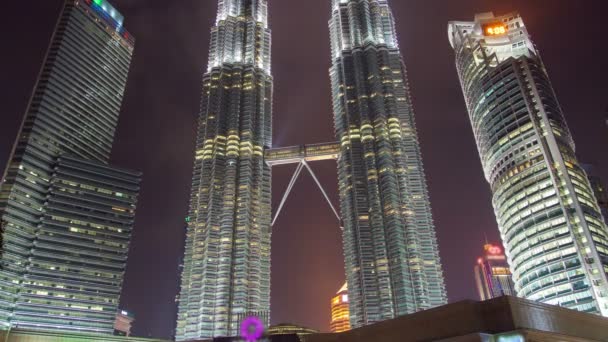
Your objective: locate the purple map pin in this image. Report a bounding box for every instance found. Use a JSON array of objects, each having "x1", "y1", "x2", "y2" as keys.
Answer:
[{"x1": 240, "y1": 316, "x2": 264, "y2": 342}]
